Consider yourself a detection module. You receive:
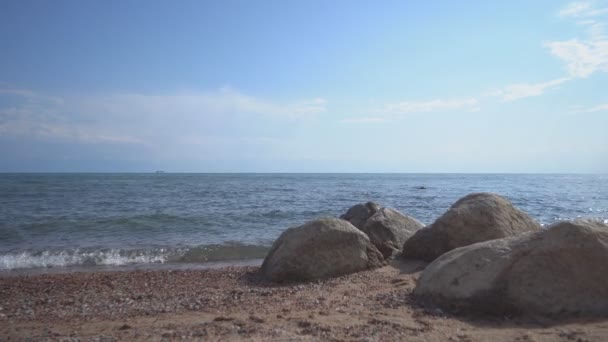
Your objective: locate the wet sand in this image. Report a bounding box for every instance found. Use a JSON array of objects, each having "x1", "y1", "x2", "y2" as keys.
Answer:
[{"x1": 1, "y1": 260, "x2": 607, "y2": 341}]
